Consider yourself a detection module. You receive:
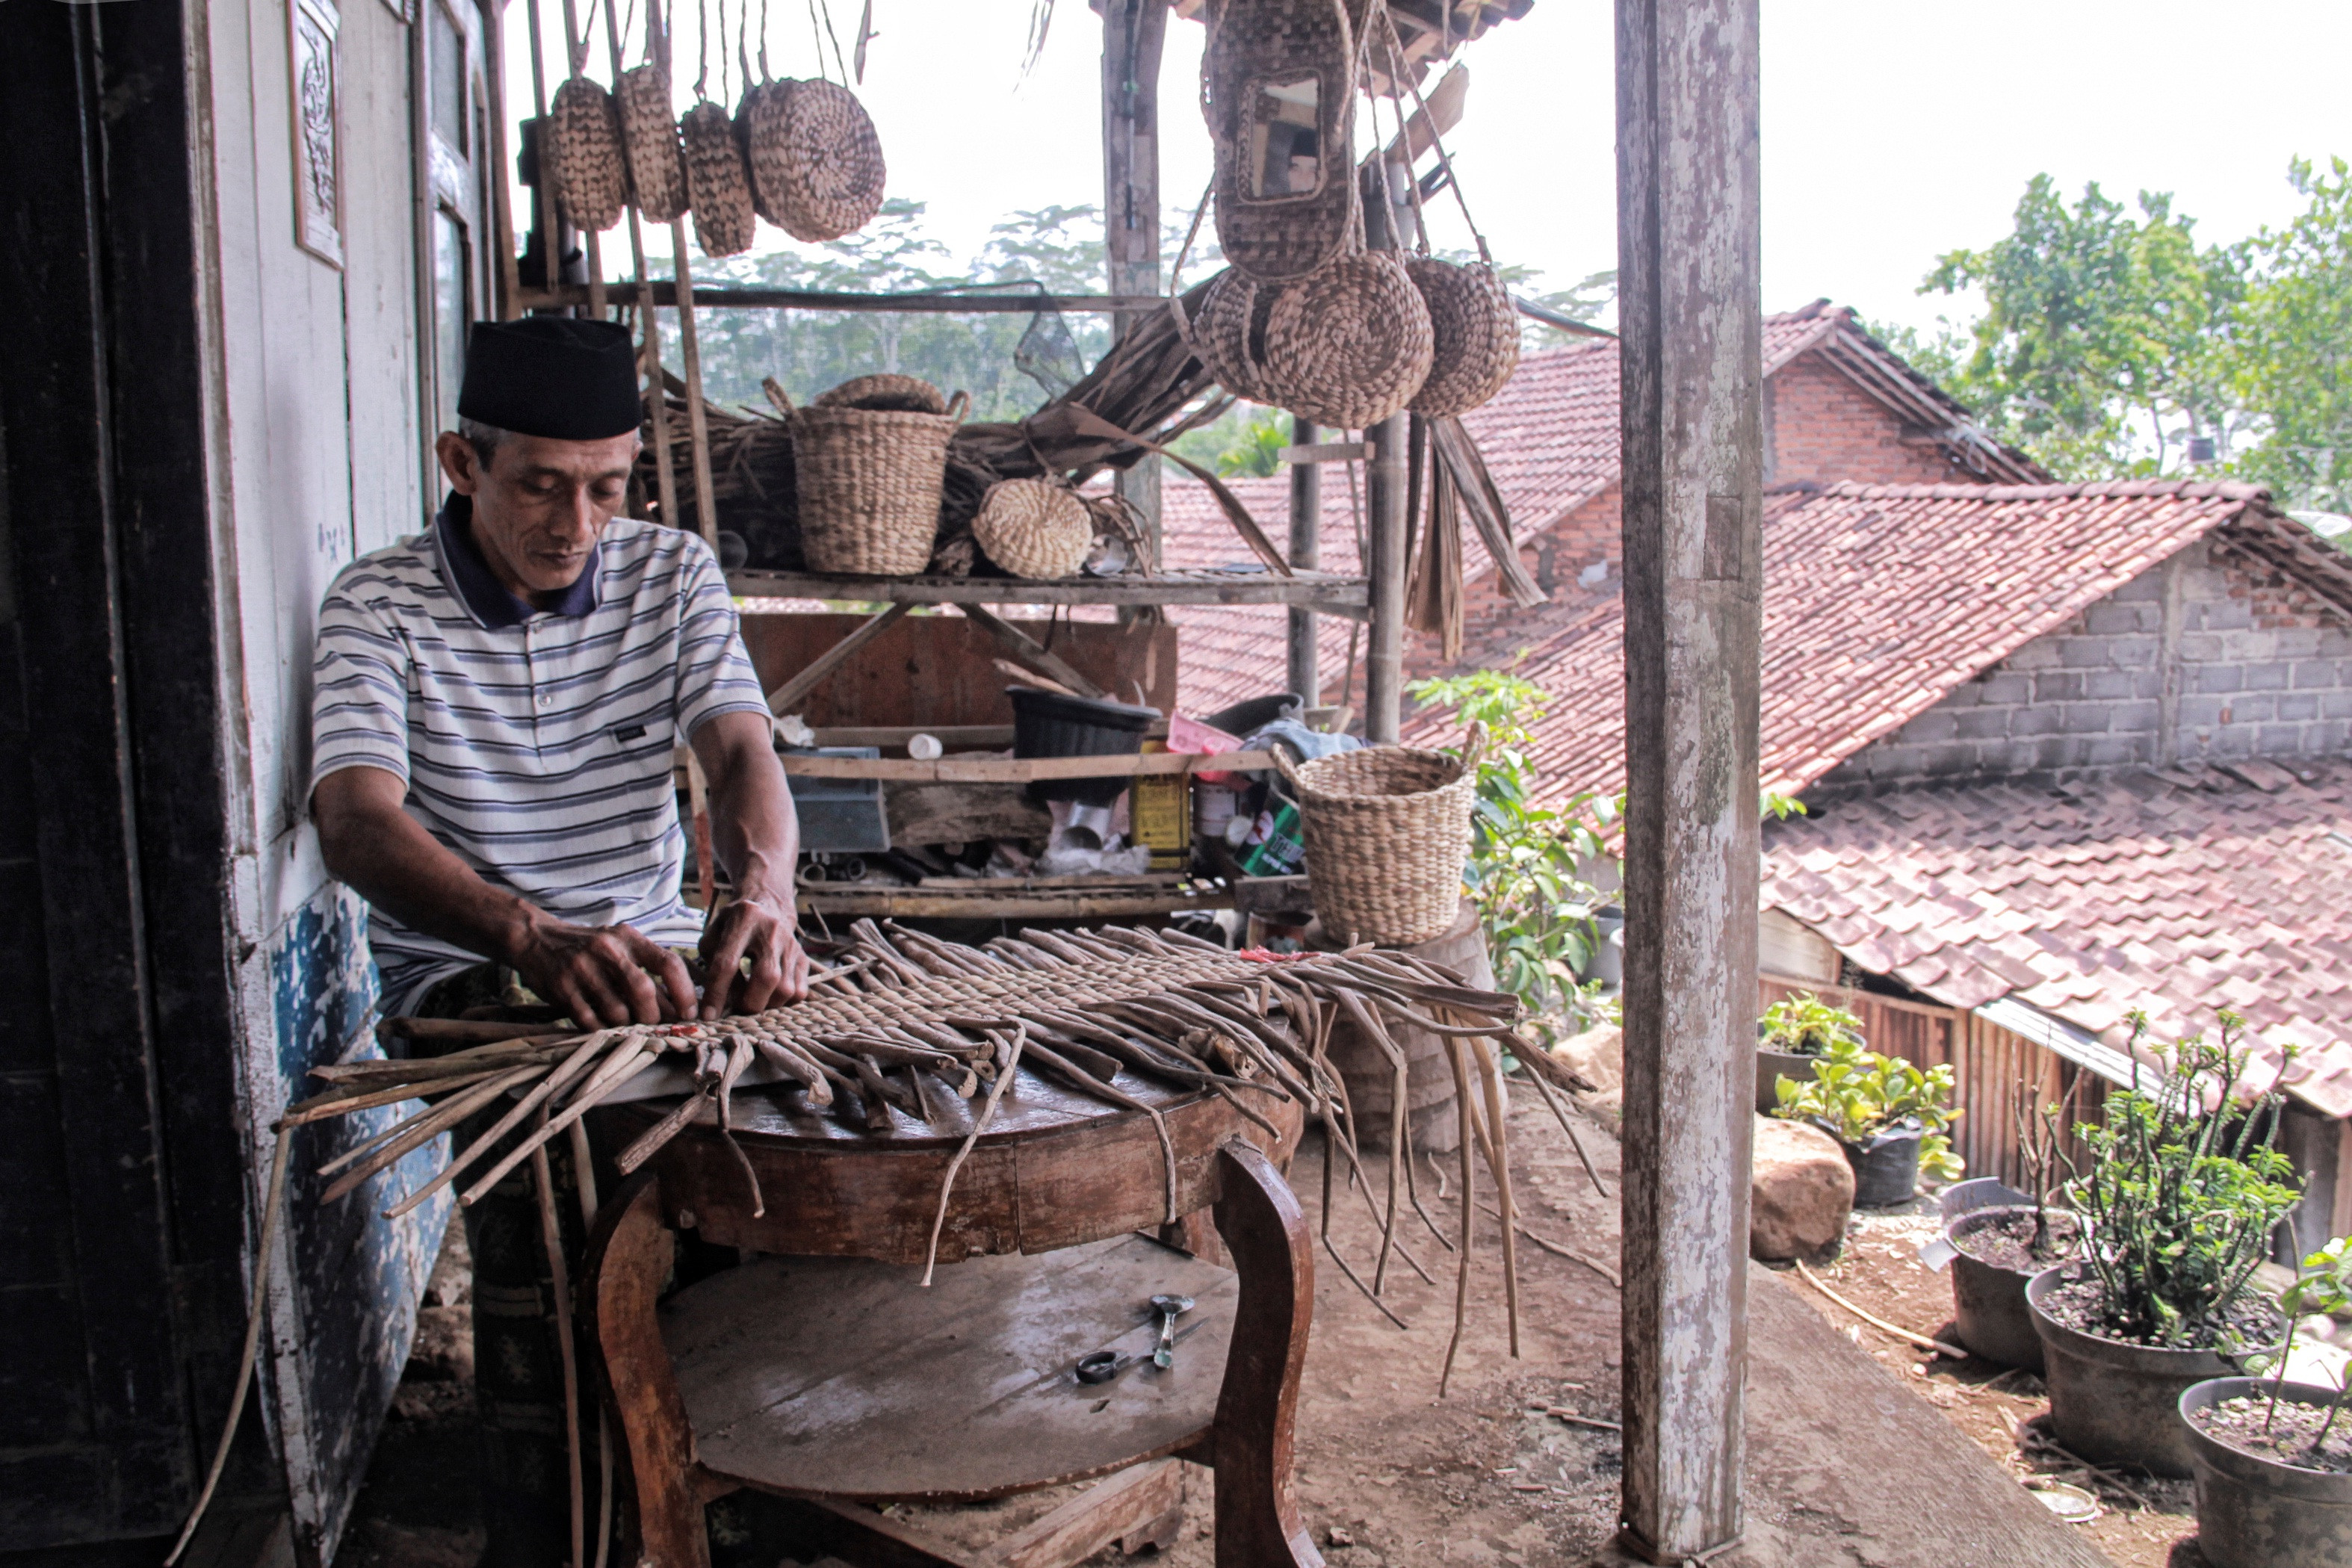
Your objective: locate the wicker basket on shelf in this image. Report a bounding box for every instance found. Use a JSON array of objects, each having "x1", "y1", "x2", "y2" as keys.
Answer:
[
  {"x1": 547, "y1": 77, "x2": 629, "y2": 232},
  {"x1": 615, "y1": 64, "x2": 688, "y2": 223},
  {"x1": 1261, "y1": 250, "x2": 1434, "y2": 429},
  {"x1": 1406, "y1": 257, "x2": 1518, "y2": 418},
  {"x1": 787, "y1": 379, "x2": 966, "y2": 576},
  {"x1": 1277, "y1": 728, "x2": 1484, "y2": 948},
  {"x1": 745, "y1": 78, "x2": 886, "y2": 243},
  {"x1": 814, "y1": 374, "x2": 945, "y2": 414},
  {"x1": 972, "y1": 479, "x2": 1092, "y2": 580},
  {"x1": 680, "y1": 102, "x2": 756, "y2": 256}
]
